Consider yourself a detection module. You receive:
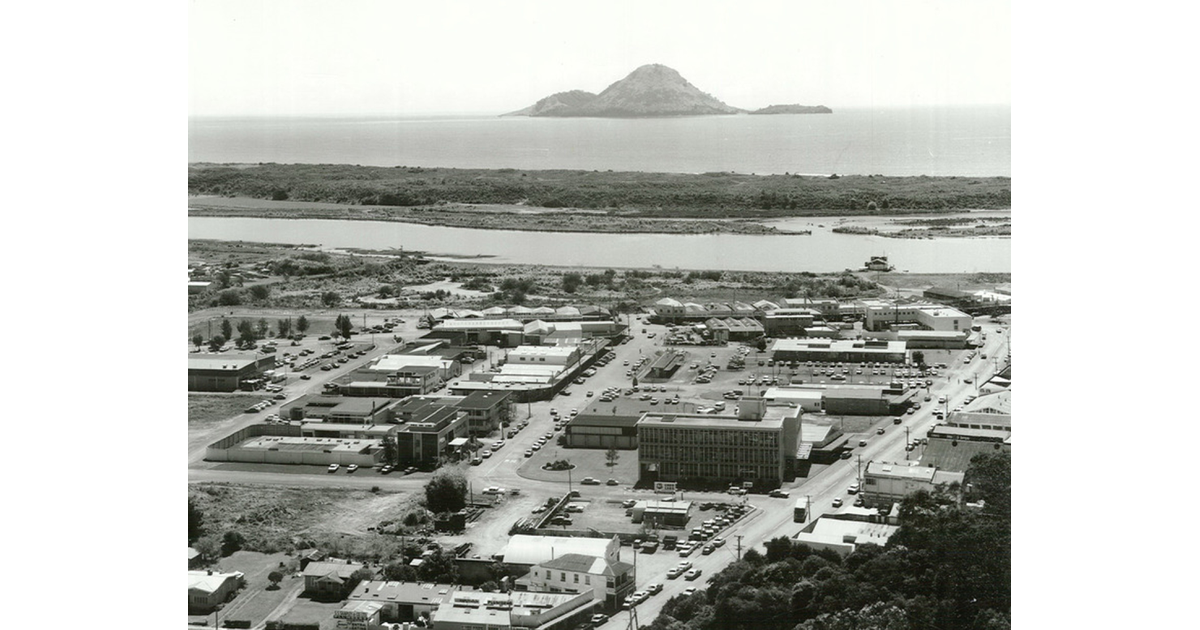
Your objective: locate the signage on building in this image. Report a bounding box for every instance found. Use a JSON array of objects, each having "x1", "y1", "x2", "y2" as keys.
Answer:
[{"x1": 654, "y1": 481, "x2": 677, "y2": 494}]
